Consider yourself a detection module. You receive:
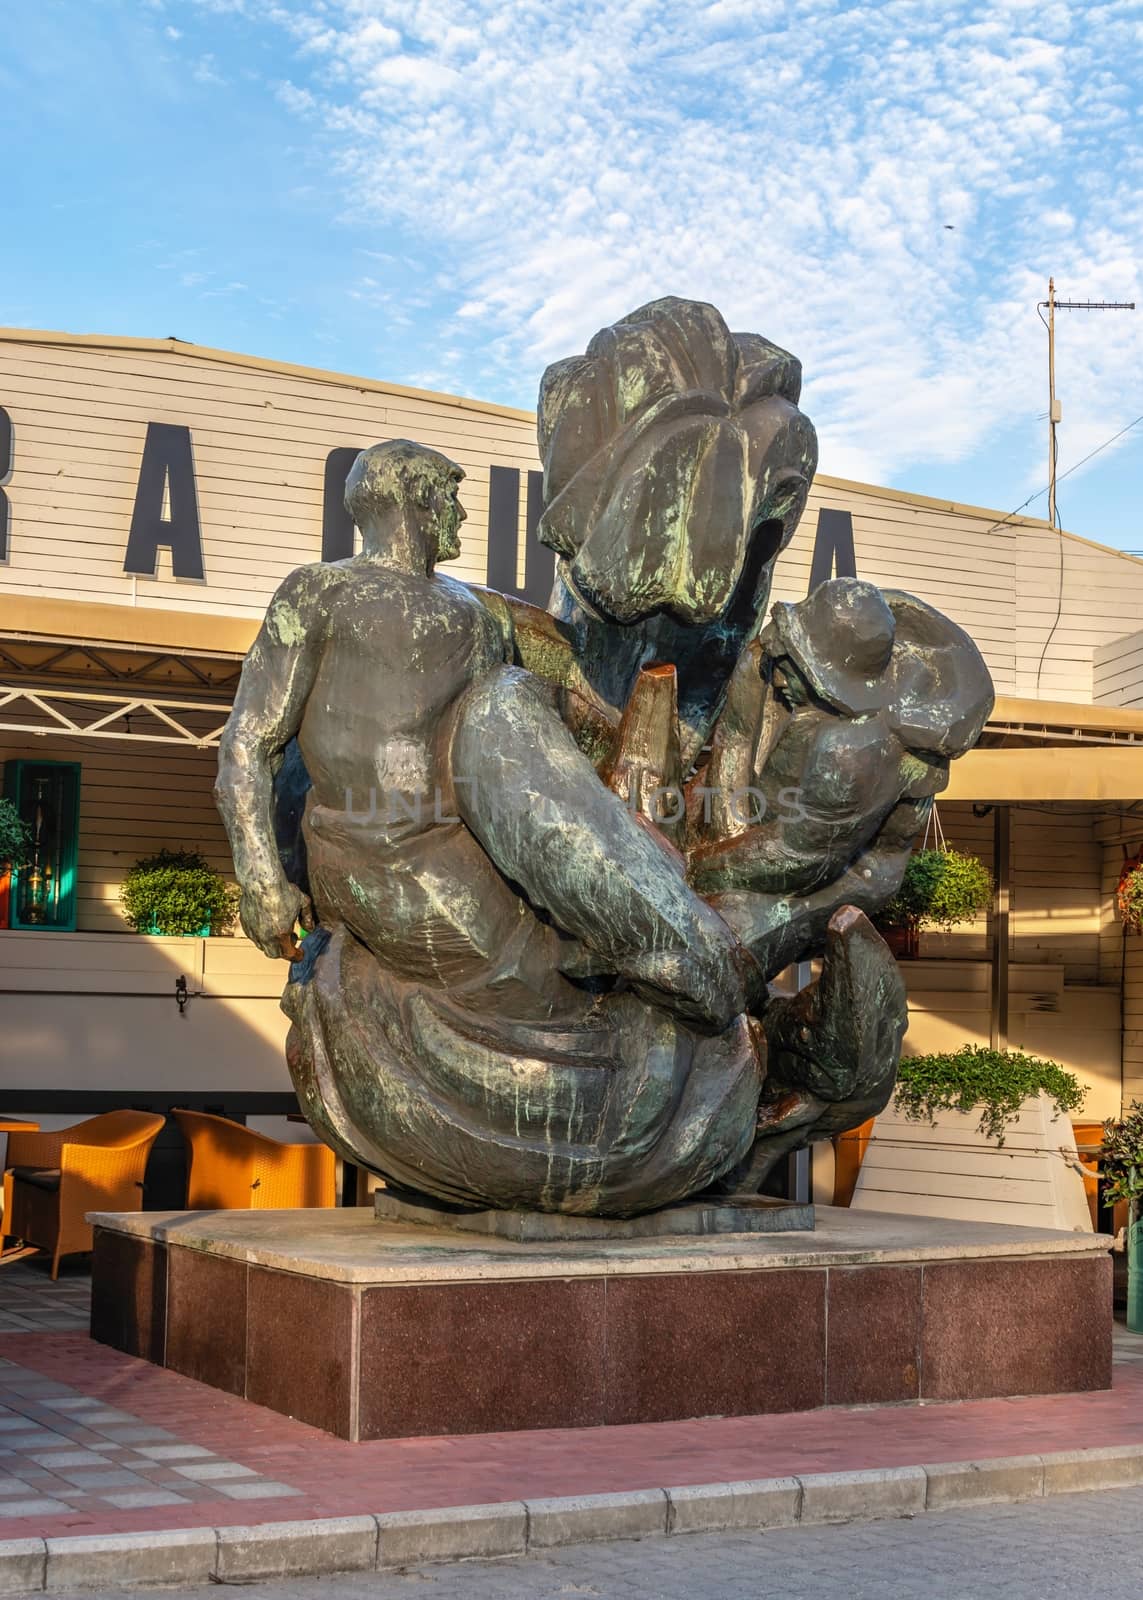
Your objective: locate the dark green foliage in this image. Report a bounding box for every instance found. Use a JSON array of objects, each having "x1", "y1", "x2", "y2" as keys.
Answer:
[
  {"x1": 1100, "y1": 1102, "x2": 1143, "y2": 1210},
  {"x1": 877, "y1": 847, "x2": 993, "y2": 933},
  {"x1": 120, "y1": 848, "x2": 238, "y2": 937},
  {"x1": 0, "y1": 798, "x2": 31, "y2": 868},
  {"x1": 895, "y1": 1045, "x2": 1086, "y2": 1145}
]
